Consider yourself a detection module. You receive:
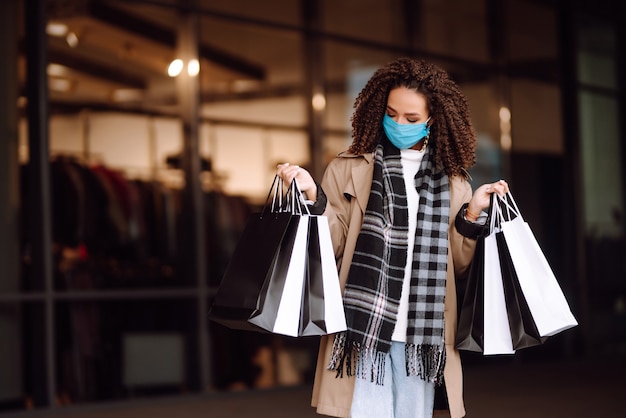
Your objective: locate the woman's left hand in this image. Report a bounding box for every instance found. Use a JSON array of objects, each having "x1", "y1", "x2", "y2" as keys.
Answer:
[
  {"x1": 467, "y1": 179, "x2": 509, "y2": 217},
  {"x1": 276, "y1": 163, "x2": 317, "y2": 201}
]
